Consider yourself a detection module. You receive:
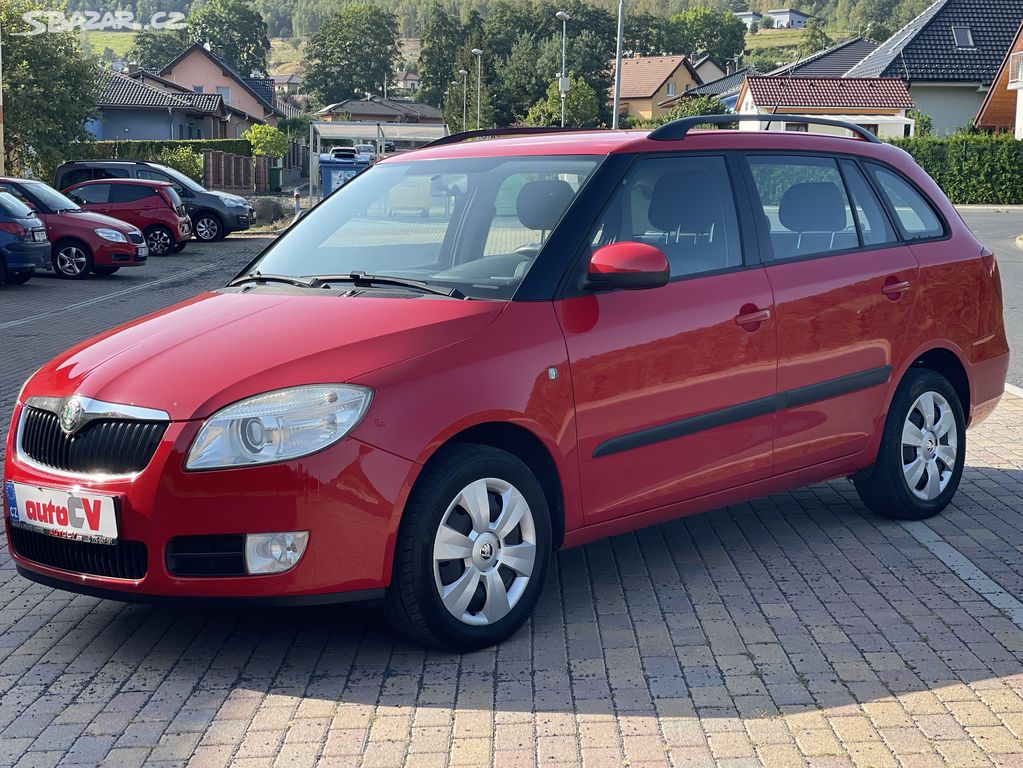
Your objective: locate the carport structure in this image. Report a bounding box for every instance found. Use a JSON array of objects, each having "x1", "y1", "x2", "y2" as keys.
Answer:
[{"x1": 307, "y1": 121, "x2": 449, "y2": 199}]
